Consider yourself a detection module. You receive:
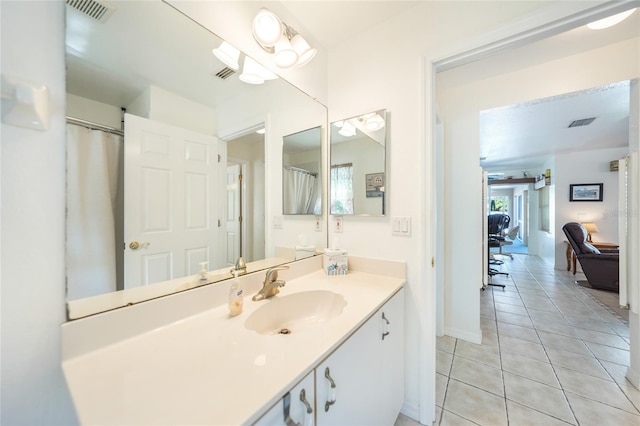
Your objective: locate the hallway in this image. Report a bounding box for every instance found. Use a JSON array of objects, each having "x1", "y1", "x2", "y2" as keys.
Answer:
[{"x1": 425, "y1": 254, "x2": 637, "y2": 425}]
